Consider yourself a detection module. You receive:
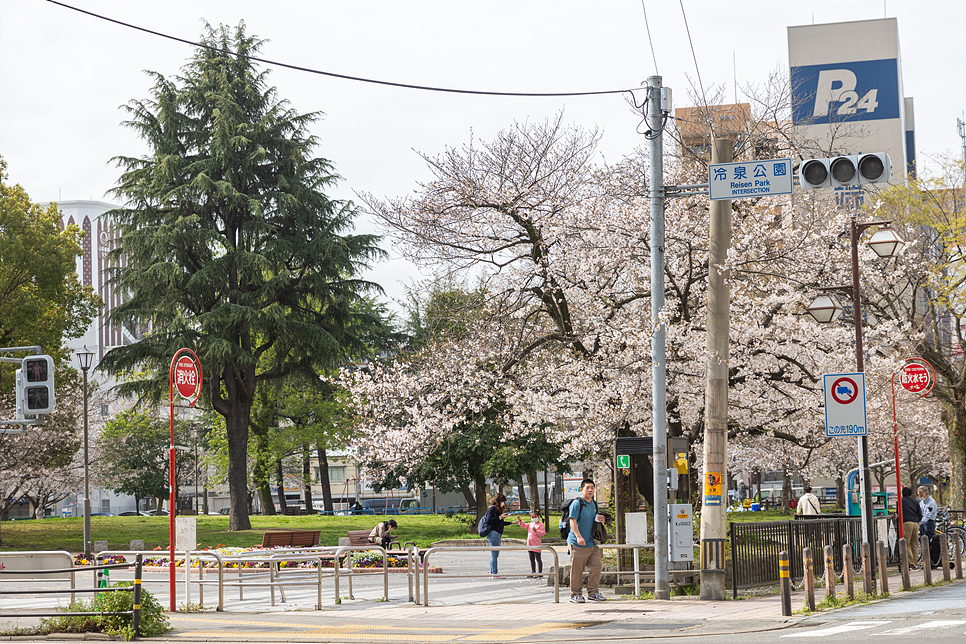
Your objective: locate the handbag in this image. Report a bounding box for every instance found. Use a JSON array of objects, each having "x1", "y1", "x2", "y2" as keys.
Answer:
[{"x1": 592, "y1": 519, "x2": 608, "y2": 544}]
